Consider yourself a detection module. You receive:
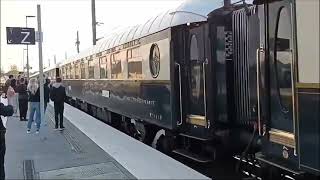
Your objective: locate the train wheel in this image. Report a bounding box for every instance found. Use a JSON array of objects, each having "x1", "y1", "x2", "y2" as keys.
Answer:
[
  {"x1": 133, "y1": 122, "x2": 156, "y2": 145},
  {"x1": 156, "y1": 135, "x2": 174, "y2": 154}
]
